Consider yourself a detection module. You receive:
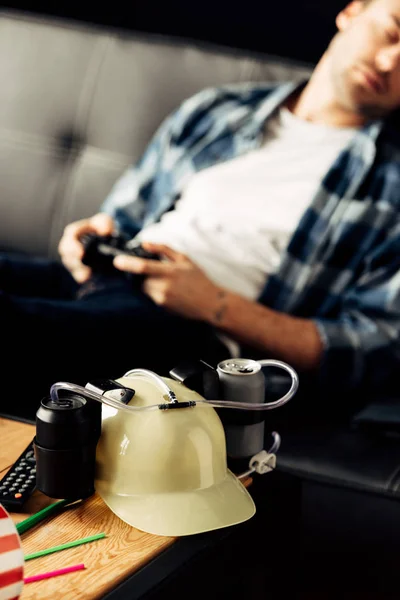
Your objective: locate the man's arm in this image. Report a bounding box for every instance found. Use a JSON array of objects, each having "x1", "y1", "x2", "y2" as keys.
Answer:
[
  {"x1": 113, "y1": 242, "x2": 324, "y2": 373},
  {"x1": 113, "y1": 236, "x2": 400, "y2": 396},
  {"x1": 209, "y1": 289, "x2": 323, "y2": 371}
]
